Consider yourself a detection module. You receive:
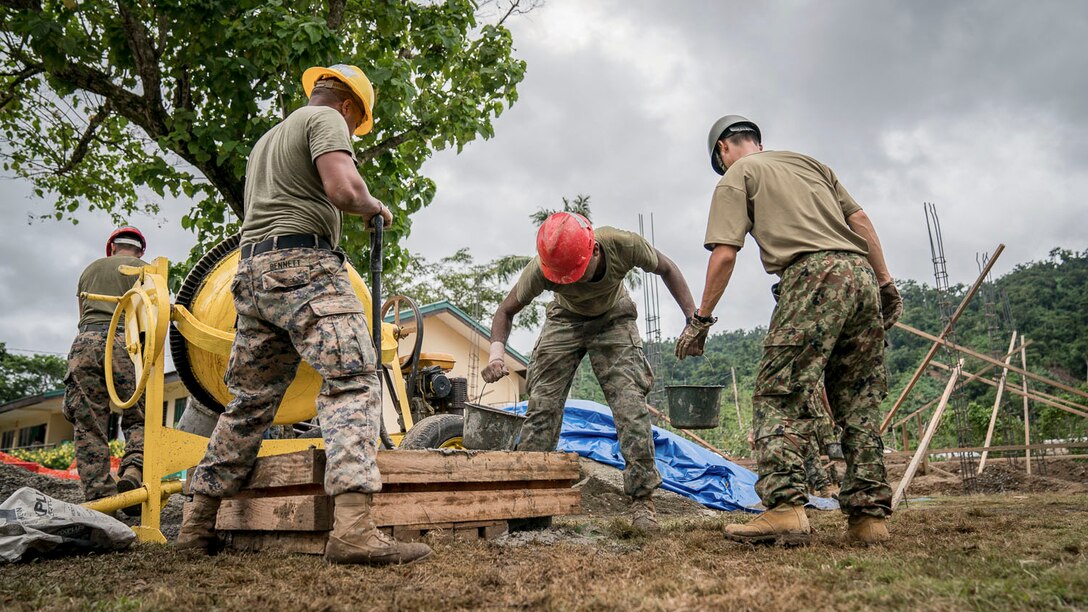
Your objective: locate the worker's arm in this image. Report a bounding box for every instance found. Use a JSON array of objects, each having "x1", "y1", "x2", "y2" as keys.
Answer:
[
  {"x1": 846, "y1": 210, "x2": 892, "y2": 286},
  {"x1": 675, "y1": 244, "x2": 738, "y2": 360},
  {"x1": 697, "y1": 244, "x2": 739, "y2": 317},
  {"x1": 314, "y1": 151, "x2": 394, "y2": 226},
  {"x1": 652, "y1": 249, "x2": 697, "y2": 319},
  {"x1": 847, "y1": 209, "x2": 902, "y2": 328},
  {"x1": 481, "y1": 287, "x2": 528, "y2": 382},
  {"x1": 77, "y1": 296, "x2": 83, "y2": 320}
]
